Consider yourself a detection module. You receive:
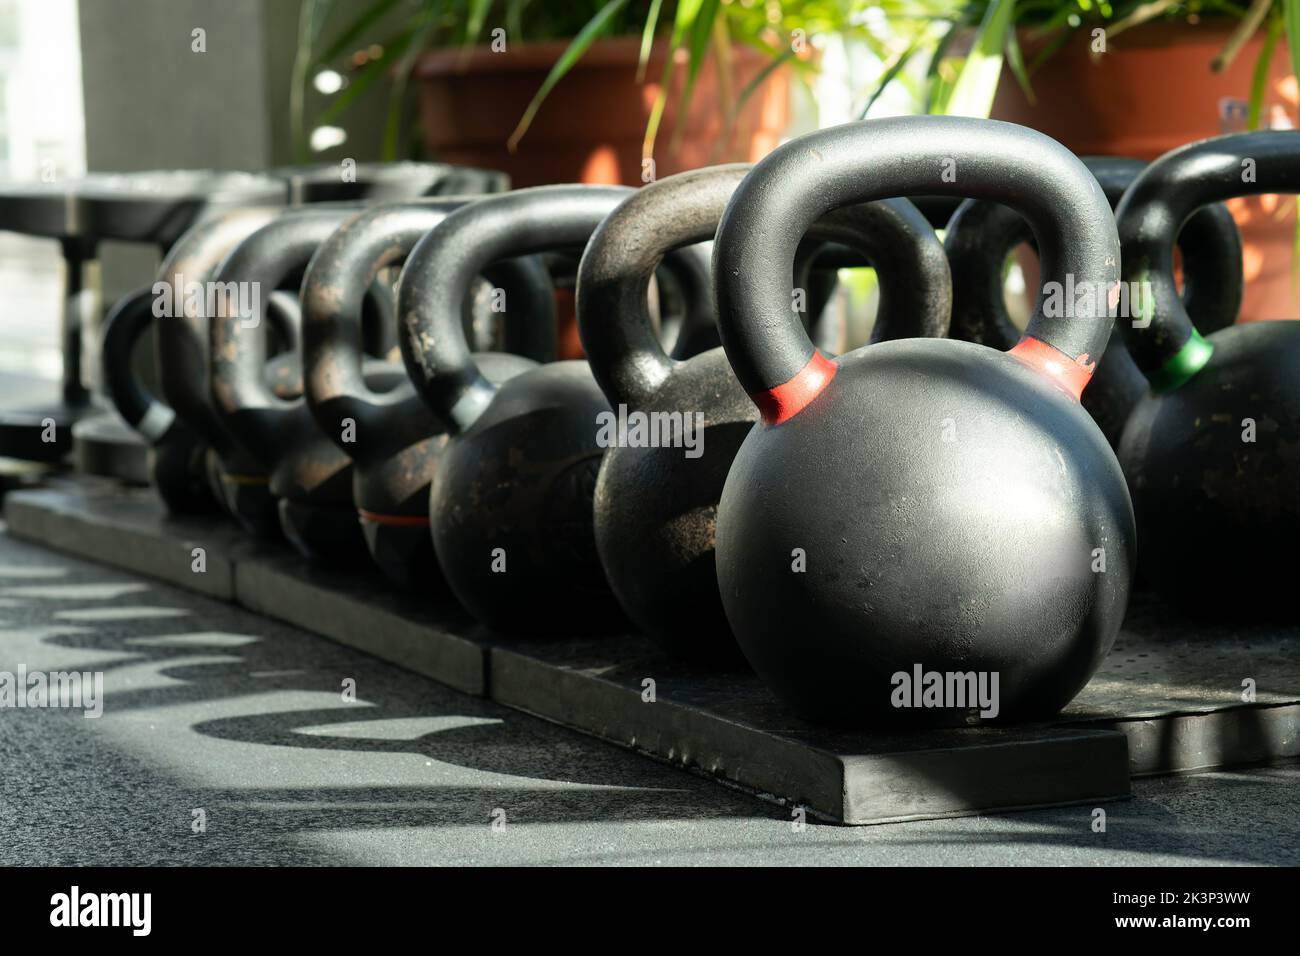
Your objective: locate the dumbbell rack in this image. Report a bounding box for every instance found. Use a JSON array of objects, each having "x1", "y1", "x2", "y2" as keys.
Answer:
[
  {"x1": 0, "y1": 172, "x2": 288, "y2": 478},
  {"x1": 7, "y1": 478, "x2": 1299, "y2": 825},
  {"x1": 0, "y1": 182, "x2": 99, "y2": 465},
  {"x1": 0, "y1": 164, "x2": 509, "y2": 485}
]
